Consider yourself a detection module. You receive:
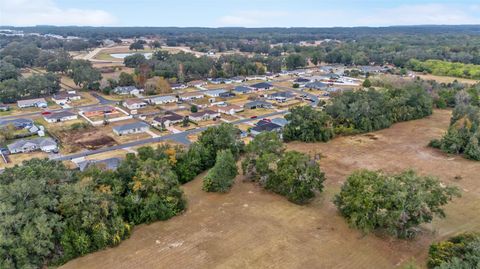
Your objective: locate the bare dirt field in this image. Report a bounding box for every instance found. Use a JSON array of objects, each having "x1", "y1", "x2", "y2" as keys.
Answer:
[
  {"x1": 52, "y1": 126, "x2": 117, "y2": 153},
  {"x1": 61, "y1": 109, "x2": 479, "y2": 269}
]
